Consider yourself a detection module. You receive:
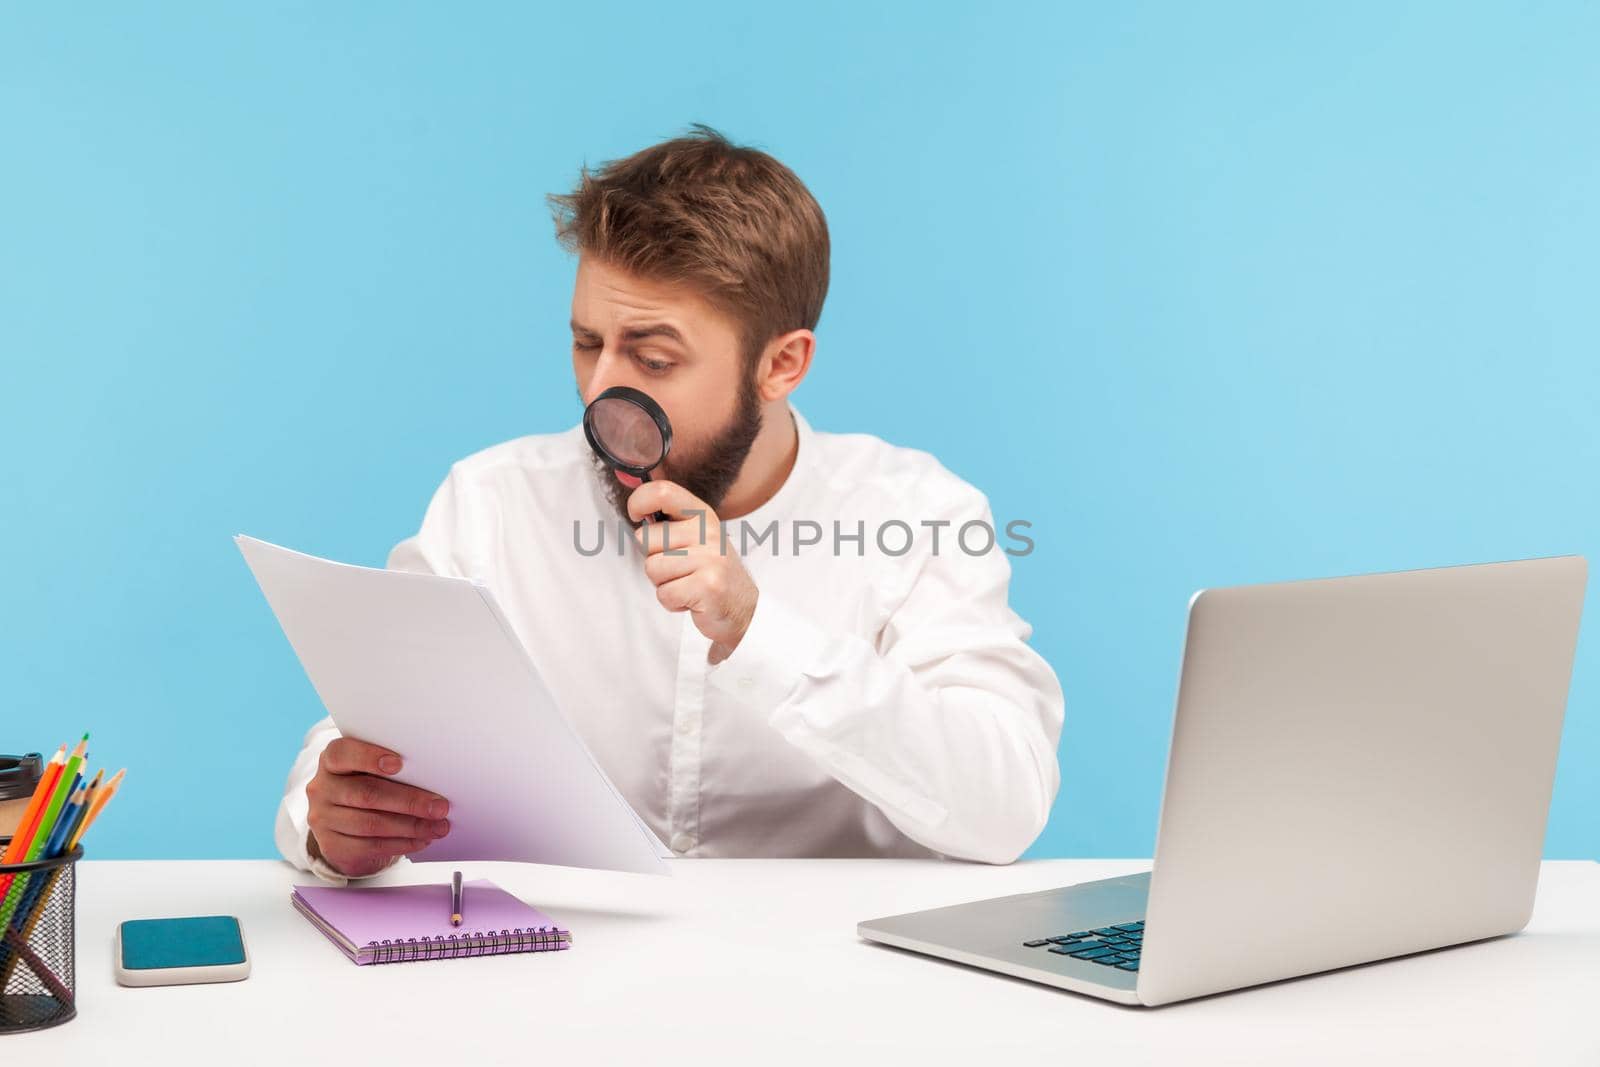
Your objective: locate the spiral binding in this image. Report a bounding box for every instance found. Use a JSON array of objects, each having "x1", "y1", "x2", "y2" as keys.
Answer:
[{"x1": 363, "y1": 927, "x2": 568, "y2": 964}]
